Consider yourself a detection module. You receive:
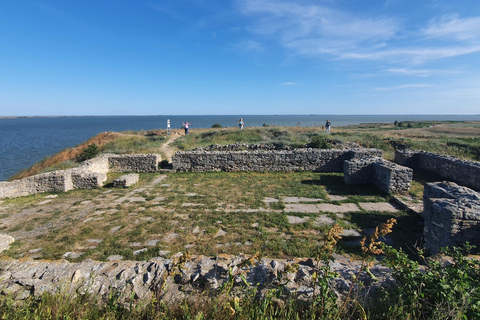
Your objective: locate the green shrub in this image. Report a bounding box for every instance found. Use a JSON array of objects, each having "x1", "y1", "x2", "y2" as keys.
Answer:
[
  {"x1": 211, "y1": 123, "x2": 222, "y2": 128},
  {"x1": 309, "y1": 135, "x2": 333, "y2": 149},
  {"x1": 77, "y1": 143, "x2": 99, "y2": 162},
  {"x1": 375, "y1": 243, "x2": 480, "y2": 319}
]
